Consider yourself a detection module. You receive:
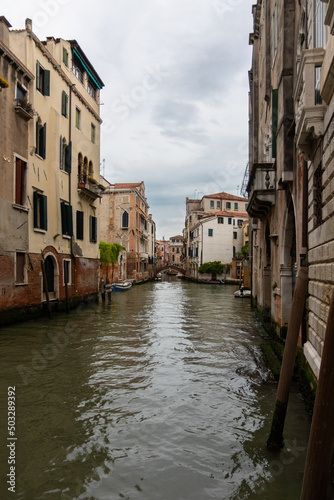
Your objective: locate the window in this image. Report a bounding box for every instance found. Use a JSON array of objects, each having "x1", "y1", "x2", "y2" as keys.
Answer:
[
  {"x1": 273, "y1": 4, "x2": 277, "y2": 59},
  {"x1": 33, "y1": 191, "x2": 47, "y2": 231},
  {"x1": 16, "y1": 252, "x2": 27, "y2": 284},
  {"x1": 218, "y1": 217, "x2": 224, "y2": 224},
  {"x1": 233, "y1": 232, "x2": 238, "y2": 239},
  {"x1": 36, "y1": 61, "x2": 50, "y2": 96},
  {"x1": 272, "y1": 89, "x2": 278, "y2": 158},
  {"x1": 195, "y1": 247, "x2": 198, "y2": 257},
  {"x1": 15, "y1": 81, "x2": 28, "y2": 106},
  {"x1": 91, "y1": 123, "x2": 96, "y2": 143},
  {"x1": 61, "y1": 202, "x2": 73, "y2": 236},
  {"x1": 75, "y1": 107, "x2": 81, "y2": 129},
  {"x1": 63, "y1": 259, "x2": 71, "y2": 285},
  {"x1": 89, "y1": 215, "x2": 97, "y2": 243},
  {"x1": 88, "y1": 81, "x2": 96, "y2": 100},
  {"x1": 245, "y1": 204, "x2": 248, "y2": 210},
  {"x1": 63, "y1": 47, "x2": 68, "y2": 66},
  {"x1": 36, "y1": 119, "x2": 46, "y2": 159},
  {"x1": 217, "y1": 201, "x2": 221, "y2": 208},
  {"x1": 228, "y1": 218, "x2": 232, "y2": 225},
  {"x1": 314, "y1": 0, "x2": 324, "y2": 48},
  {"x1": 313, "y1": 163, "x2": 323, "y2": 227},
  {"x1": 210, "y1": 200, "x2": 214, "y2": 208},
  {"x1": 226, "y1": 202, "x2": 231, "y2": 209},
  {"x1": 237, "y1": 220, "x2": 243, "y2": 227},
  {"x1": 76, "y1": 210, "x2": 84, "y2": 240},
  {"x1": 72, "y1": 62, "x2": 84, "y2": 84},
  {"x1": 208, "y1": 229, "x2": 213, "y2": 237},
  {"x1": 122, "y1": 211, "x2": 129, "y2": 229},
  {"x1": 15, "y1": 158, "x2": 27, "y2": 206},
  {"x1": 59, "y1": 137, "x2": 71, "y2": 173},
  {"x1": 315, "y1": 67, "x2": 322, "y2": 105},
  {"x1": 234, "y1": 202, "x2": 238, "y2": 210},
  {"x1": 62, "y1": 90, "x2": 68, "y2": 118}
]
